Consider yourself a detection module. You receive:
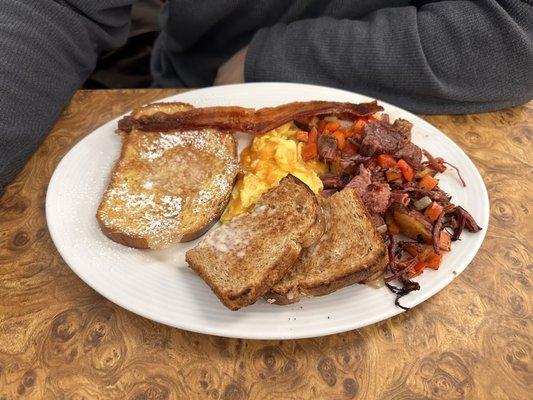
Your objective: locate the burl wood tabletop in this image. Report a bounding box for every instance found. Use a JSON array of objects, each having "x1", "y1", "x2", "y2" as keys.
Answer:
[{"x1": 0, "y1": 89, "x2": 531, "y2": 399}]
